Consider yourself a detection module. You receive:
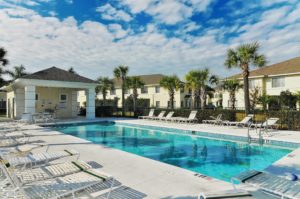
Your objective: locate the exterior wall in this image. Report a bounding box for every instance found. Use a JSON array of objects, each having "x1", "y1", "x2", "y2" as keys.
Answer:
[
  {"x1": 222, "y1": 75, "x2": 300, "y2": 108},
  {"x1": 35, "y1": 87, "x2": 79, "y2": 118},
  {"x1": 6, "y1": 91, "x2": 15, "y2": 118},
  {"x1": 98, "y1": 84, "x2": 189, "y2": 108}
]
